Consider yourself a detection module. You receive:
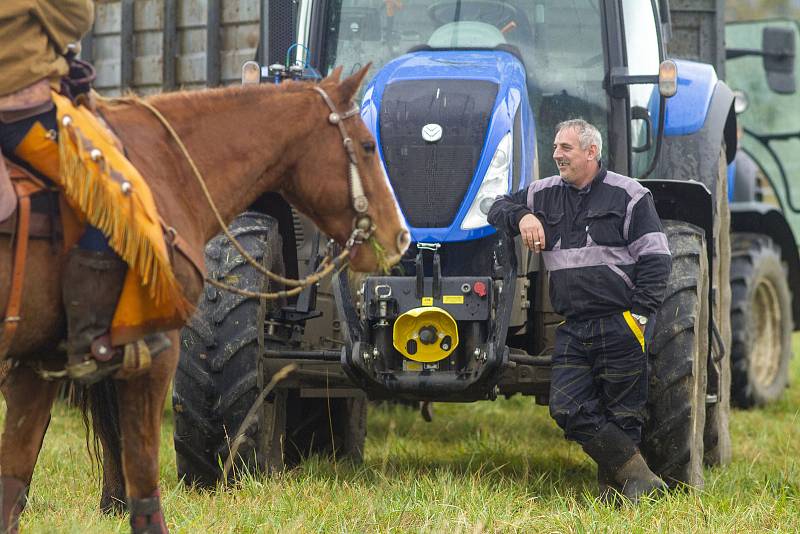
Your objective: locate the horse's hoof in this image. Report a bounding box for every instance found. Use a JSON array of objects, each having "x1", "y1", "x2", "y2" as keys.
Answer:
[{"x1": 100, "y1": 492, "x2": 126, "y2": 515}]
